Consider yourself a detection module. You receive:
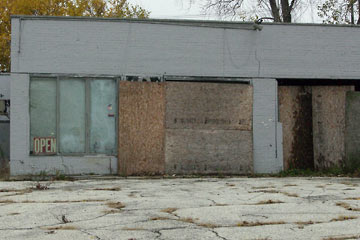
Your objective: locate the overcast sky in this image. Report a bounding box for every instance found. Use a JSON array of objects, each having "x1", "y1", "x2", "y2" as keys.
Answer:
[{"x1": 128, "y1": 0, "x2": 322, "y2": 23}]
